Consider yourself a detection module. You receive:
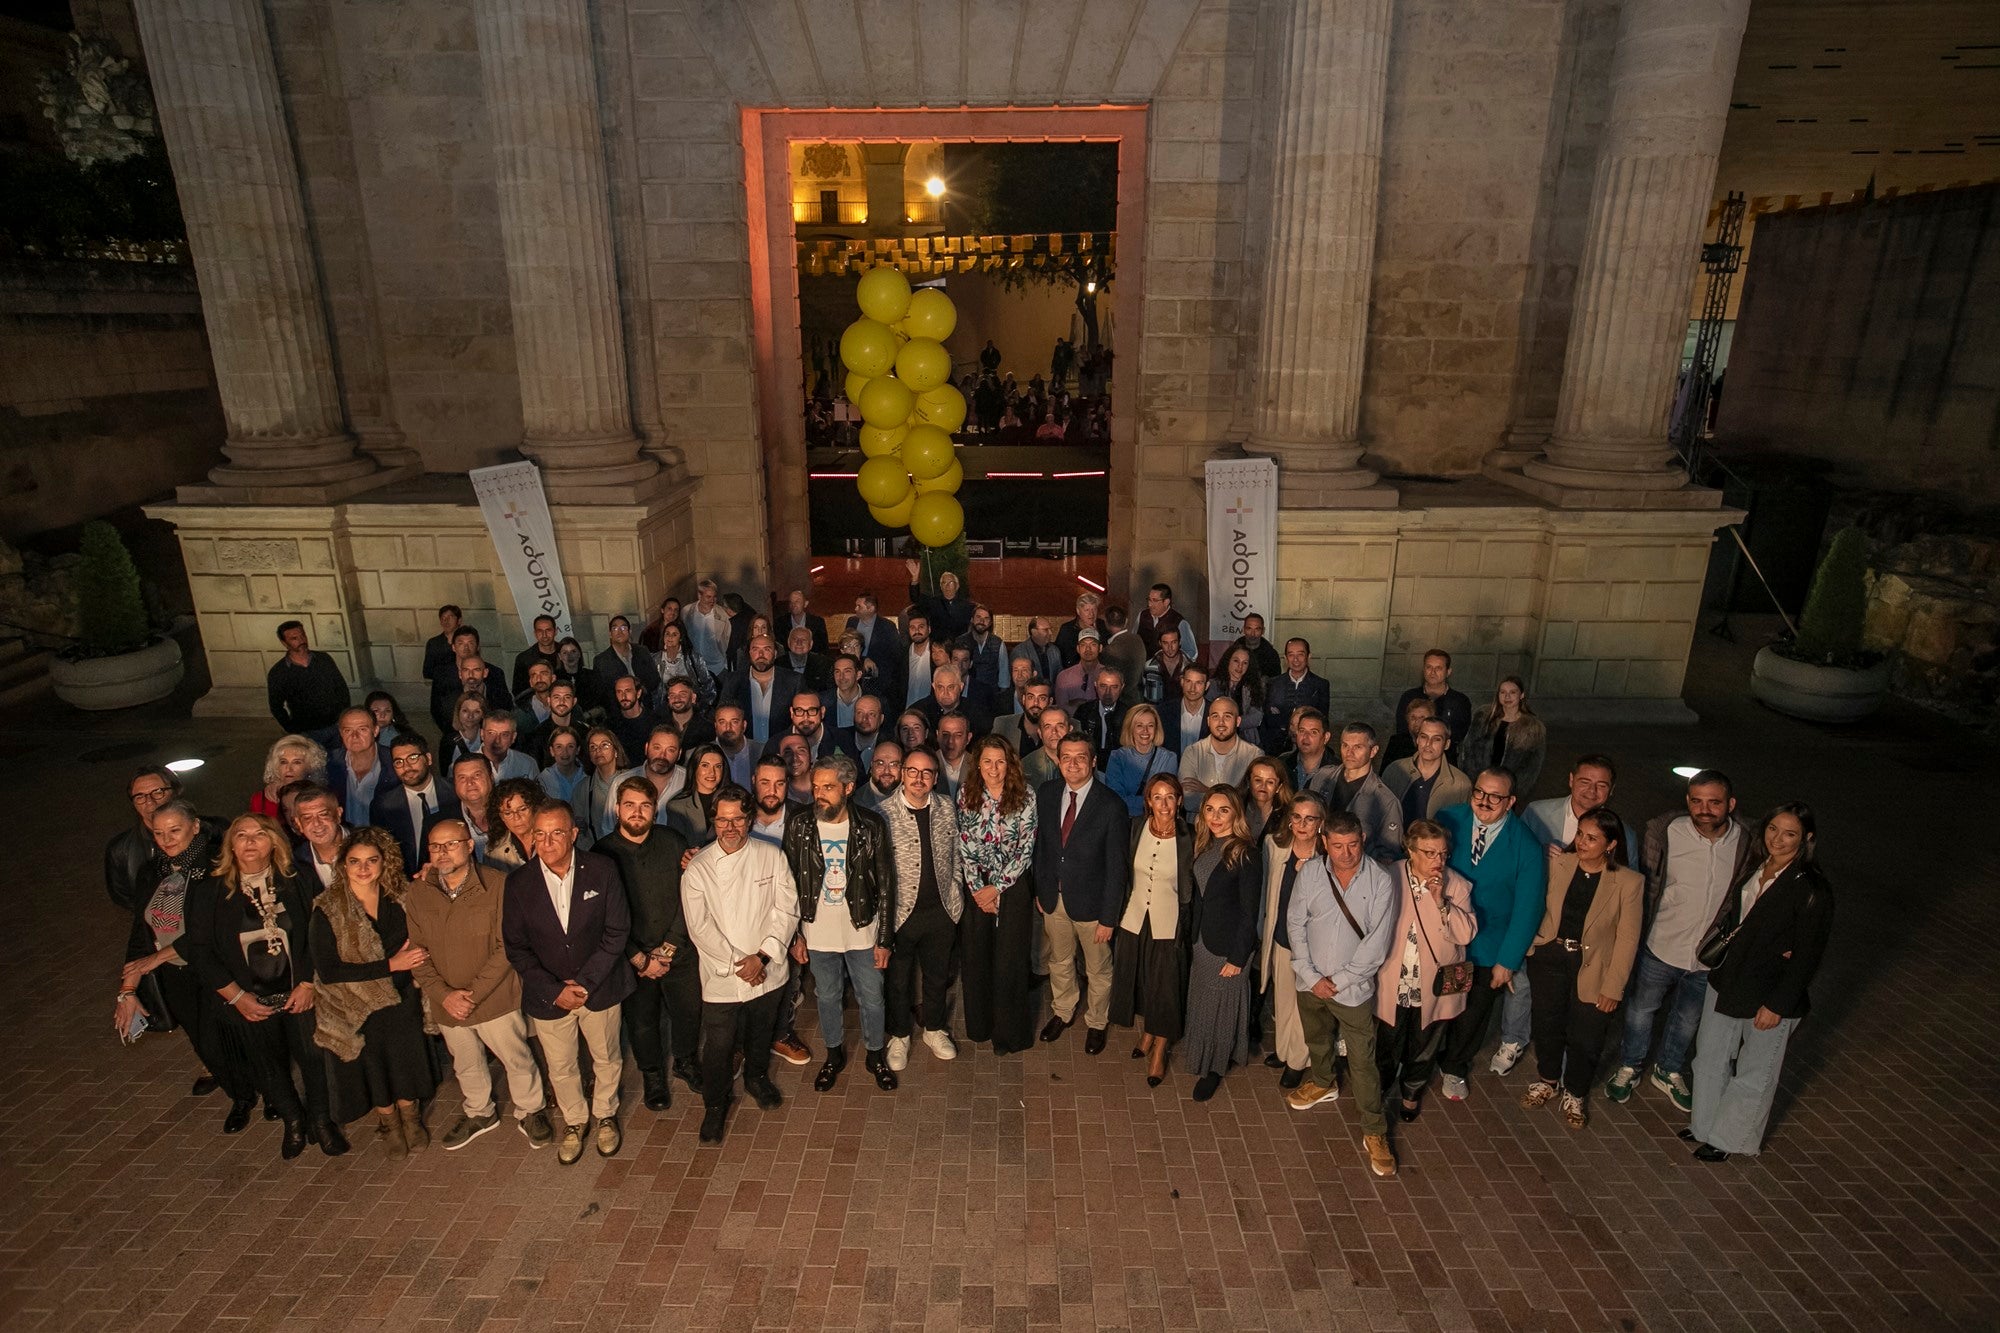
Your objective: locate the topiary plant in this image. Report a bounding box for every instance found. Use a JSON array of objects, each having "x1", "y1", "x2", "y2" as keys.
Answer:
[
  {"x1": 1783, "y1": 525, "x2": 1877, "y2": 667},
  {"x1": 72, "y1": 520, "x2": 152, "y2": 657}
]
